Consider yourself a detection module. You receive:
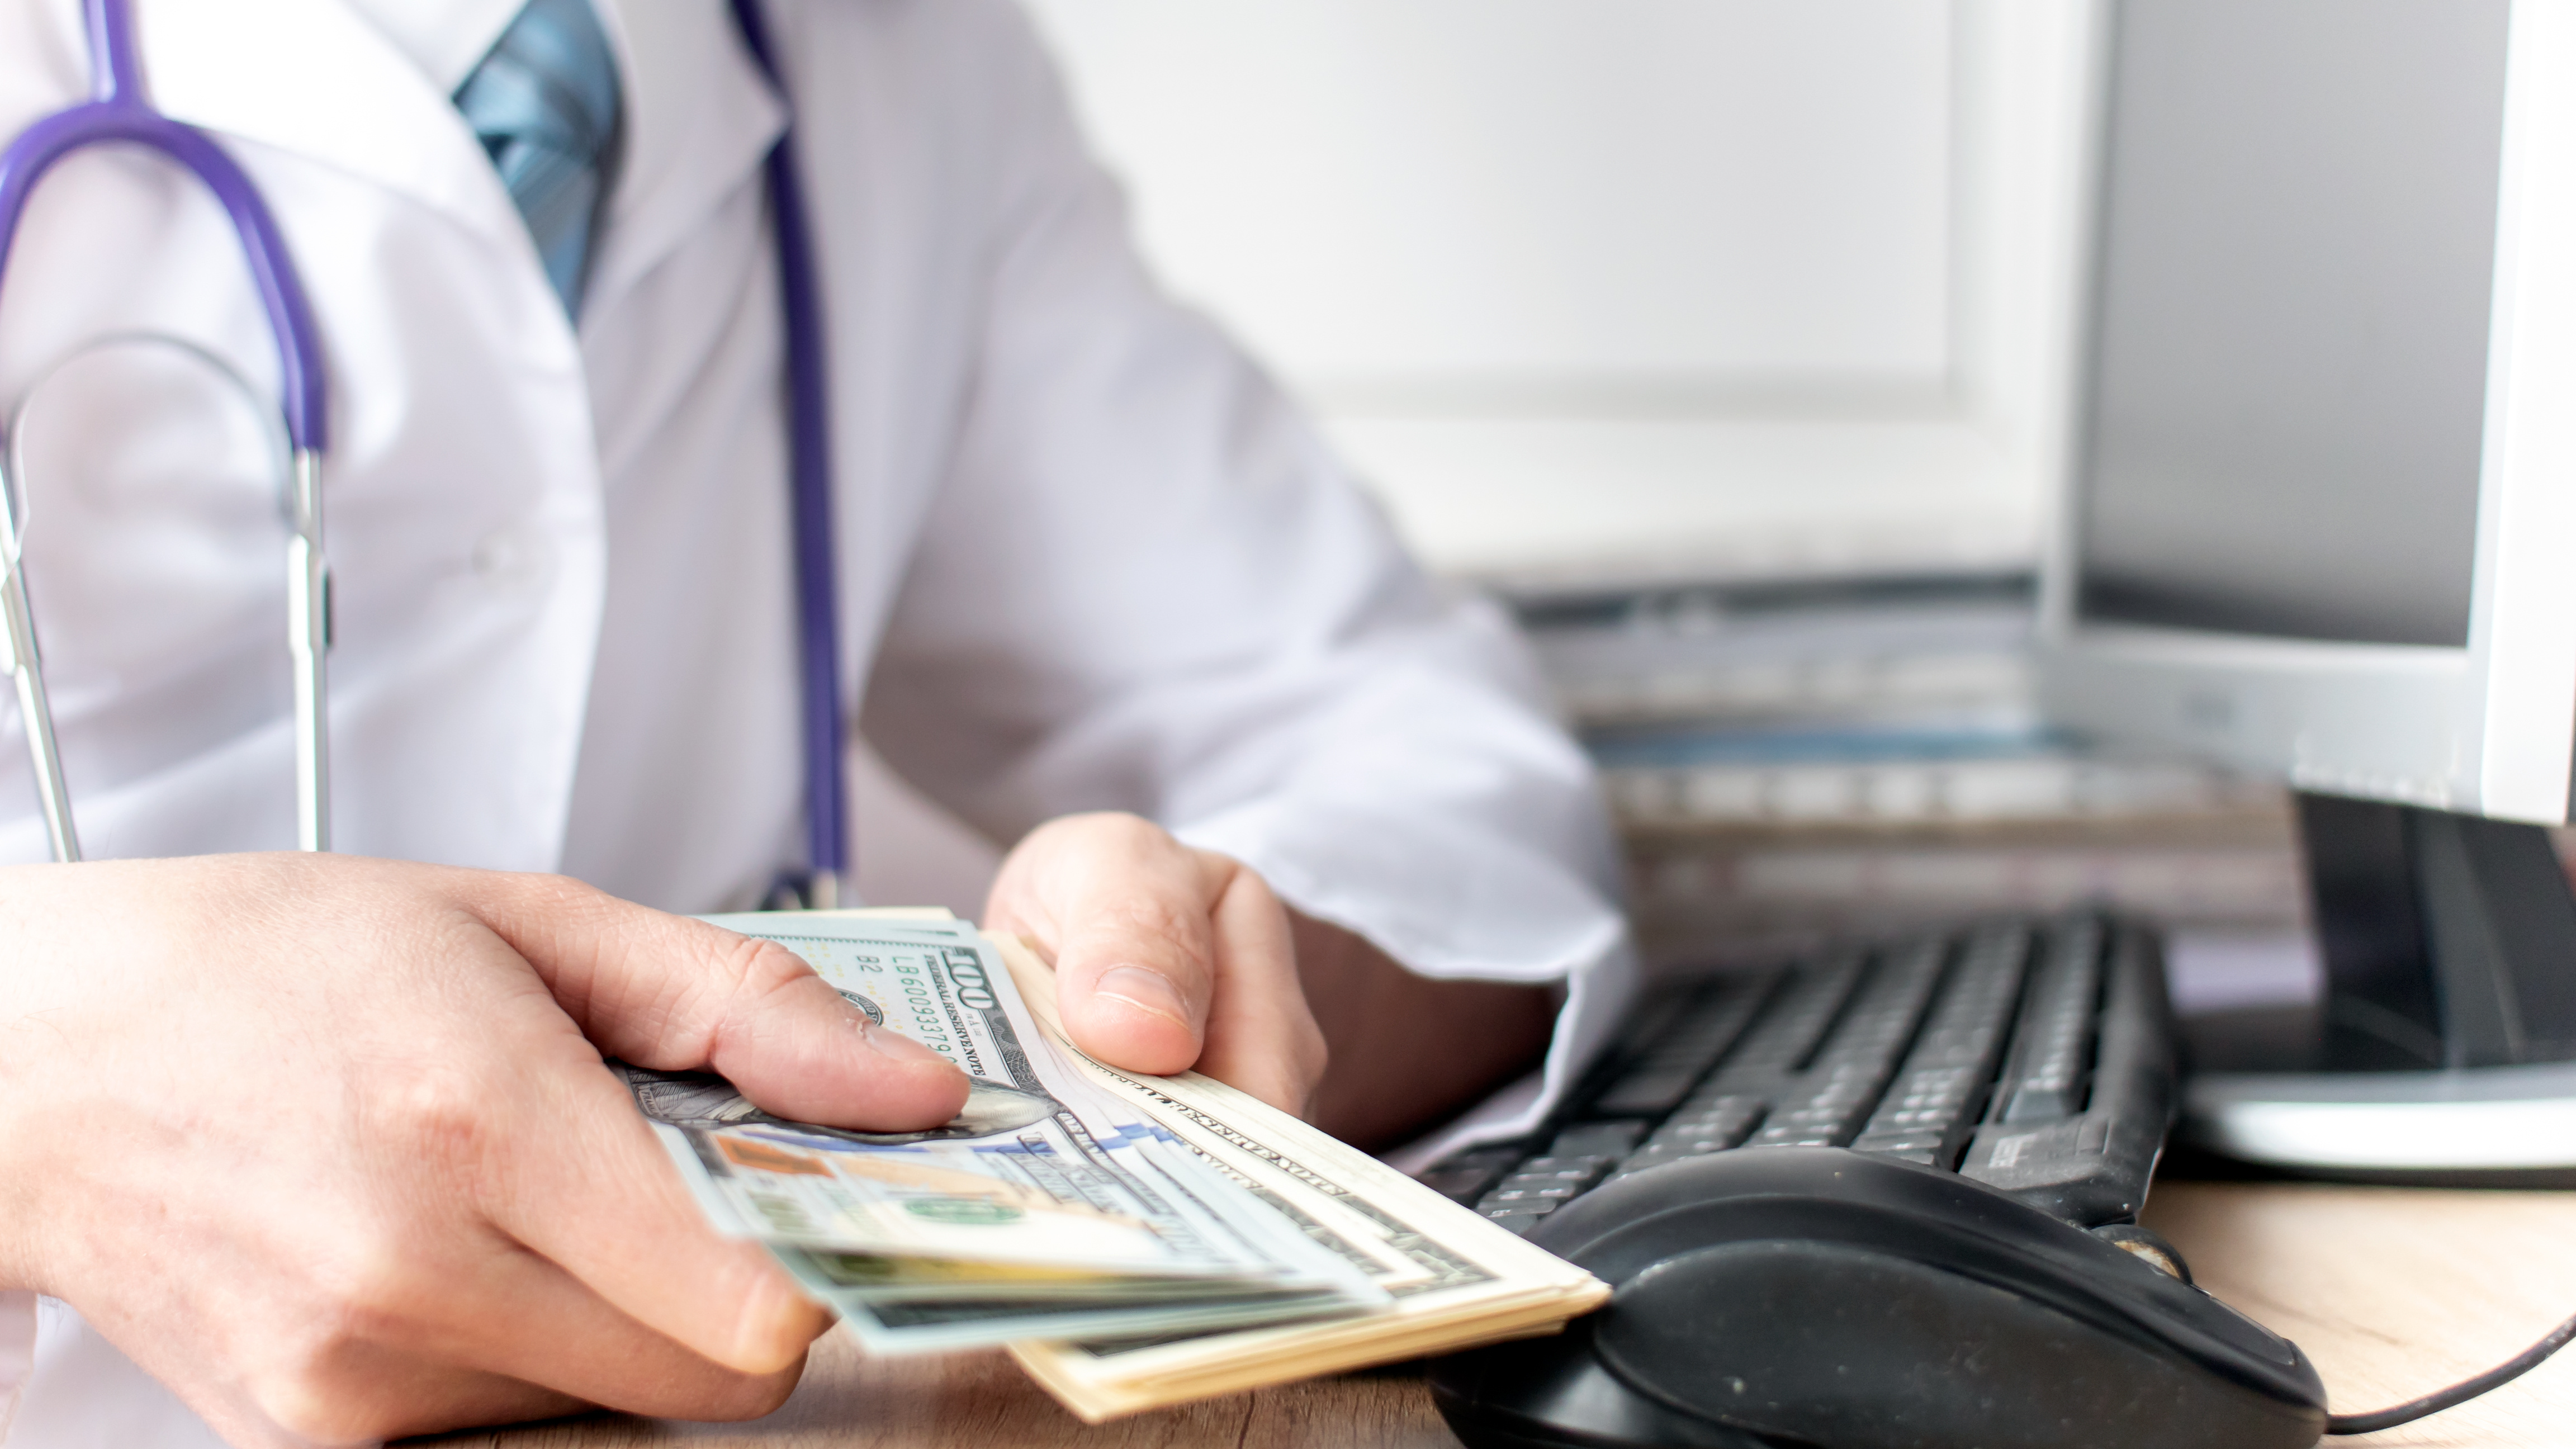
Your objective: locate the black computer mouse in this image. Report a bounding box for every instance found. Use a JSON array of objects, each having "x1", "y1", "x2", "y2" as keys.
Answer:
[{"x1": 1431, "y1": 1150, "x2": 2326, "y2": 1449}]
